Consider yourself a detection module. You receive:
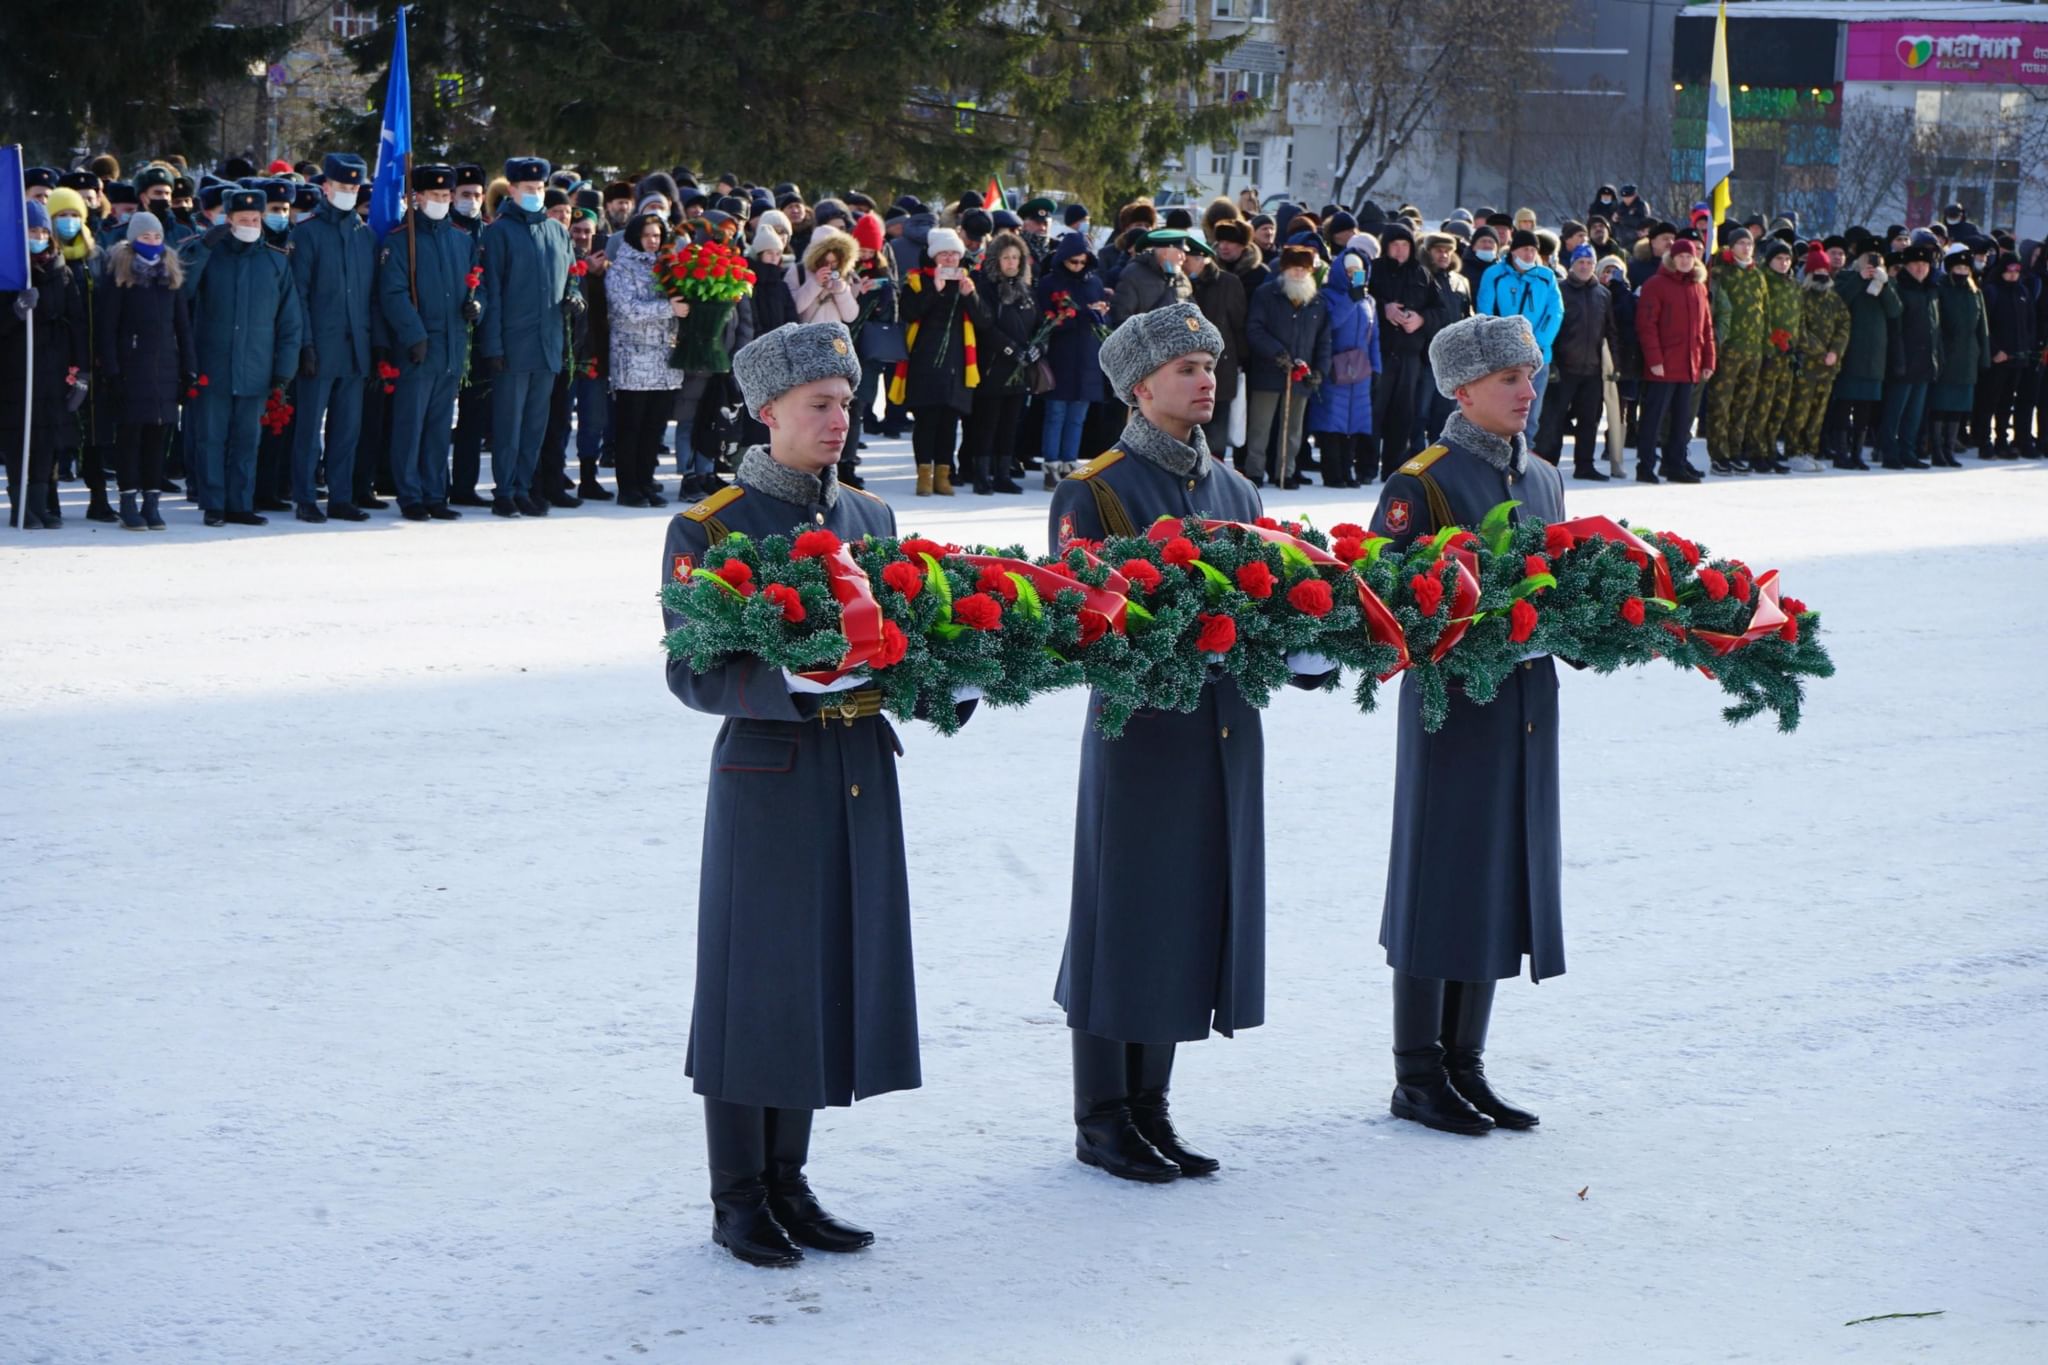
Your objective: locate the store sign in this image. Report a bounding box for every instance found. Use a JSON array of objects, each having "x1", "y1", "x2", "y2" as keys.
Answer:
[{"x1": 1845, "y1": 22, "x2": 2048, "y2": 85}]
